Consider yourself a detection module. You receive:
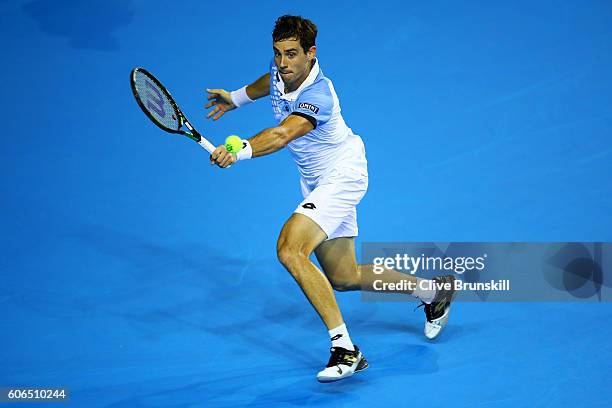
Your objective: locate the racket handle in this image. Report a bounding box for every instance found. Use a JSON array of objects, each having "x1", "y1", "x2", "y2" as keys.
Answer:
[
  {"x1": 183, "y1": 120, "x2": 215, "y2": 153},
  {"x1": 197, "y1": 137, "x2": 215, "y2": 154}
]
